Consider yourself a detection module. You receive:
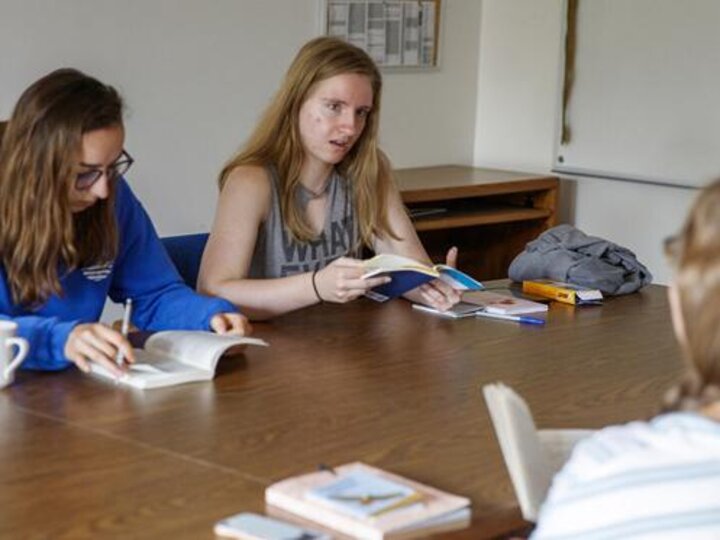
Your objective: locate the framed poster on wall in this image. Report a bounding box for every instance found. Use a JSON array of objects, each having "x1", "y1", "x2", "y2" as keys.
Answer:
[{"x1": 323, "y1": 0, "x2": 441, "y2": 69}]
